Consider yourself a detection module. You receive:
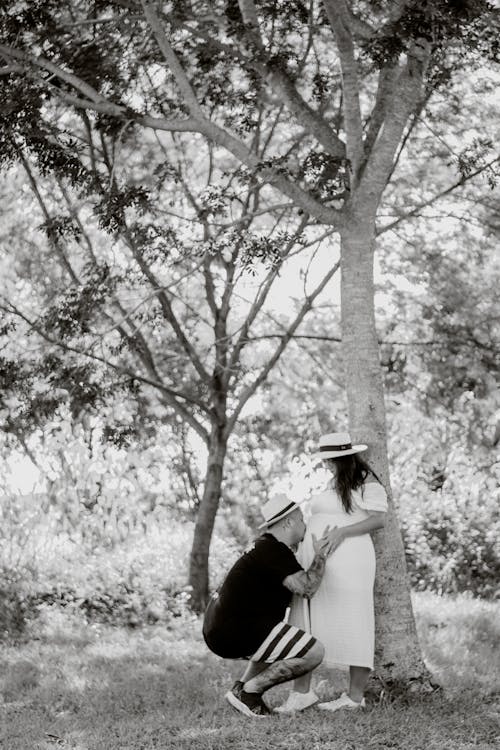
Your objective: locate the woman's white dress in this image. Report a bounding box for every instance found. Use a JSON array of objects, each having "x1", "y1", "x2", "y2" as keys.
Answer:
[{"x1": 291, "y1": 482, "x2": 388, "y2": 669}]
